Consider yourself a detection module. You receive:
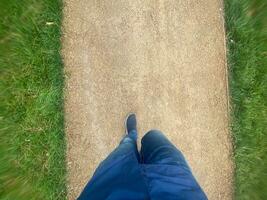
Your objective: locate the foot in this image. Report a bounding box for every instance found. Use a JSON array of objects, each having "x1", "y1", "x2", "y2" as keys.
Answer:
[{"x1": 125, "y1": 113, "x2": 137, "y2": 134}]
